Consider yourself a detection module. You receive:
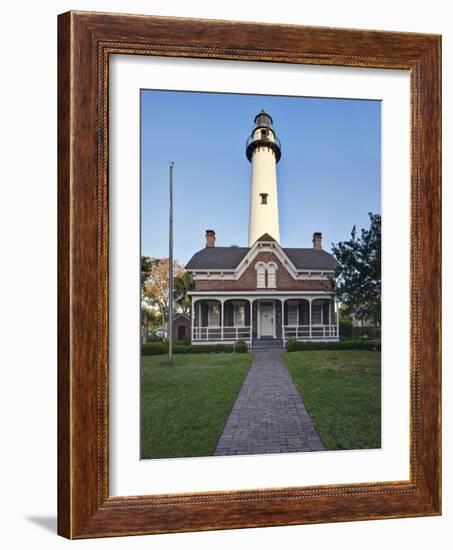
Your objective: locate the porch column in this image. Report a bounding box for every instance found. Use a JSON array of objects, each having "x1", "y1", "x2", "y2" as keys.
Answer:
[
  {"x1": 281, "y1": 298, "x2": 286, "y2": 347},
  {"x1": 327, "y1": 300, "x2": 333, "y2": 338},
  {"x1": 321, "y1": 300, "x2": 324, "y2": 338},
  {"x1": 248, "y1": 299, "x2": 253, "y2": 348},
  {"x1": 191, "y1": 298, "x2": 195, "y2": 342},
  {"x1": 221, "y1": 299, "x2": 225, "y2": 341},
  {"x1": 336, "y1": 298, "x2": 340, "y2": 339},
  {"x1": 330, "y1": 298, "x2": 336, "y2": 336},
  {"x1": 308, "y1": 298, "x2": 312, "y2": 339},
  {"x1": 257, "y1": 300, "x2": 261, "y2": 339}
]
